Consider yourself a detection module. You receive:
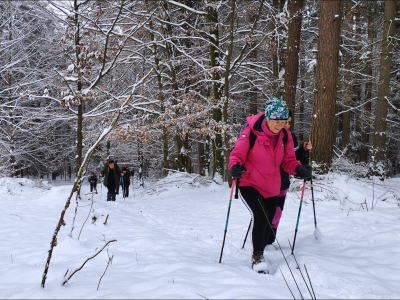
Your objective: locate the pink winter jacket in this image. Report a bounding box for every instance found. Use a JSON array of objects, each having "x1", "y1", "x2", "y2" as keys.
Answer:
[{"x1": 228, "y1": 113, "x2": 301, "y2": 199}]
